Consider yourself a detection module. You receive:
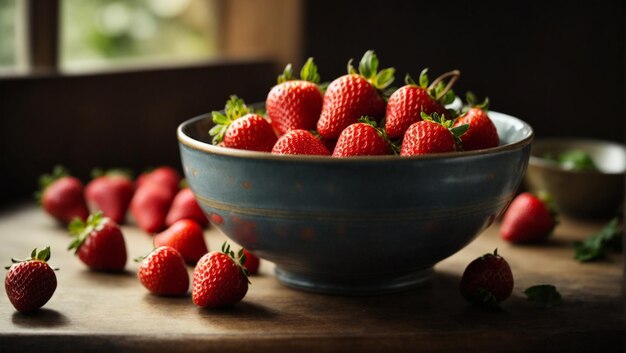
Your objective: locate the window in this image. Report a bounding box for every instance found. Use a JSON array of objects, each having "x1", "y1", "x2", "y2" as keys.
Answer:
[
  {"x1": 0, "y1": 0, "x2": 18, "y2": 69},
  {"x1": 61, "y1": 0, "x2": 219, "y2": 71}
]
